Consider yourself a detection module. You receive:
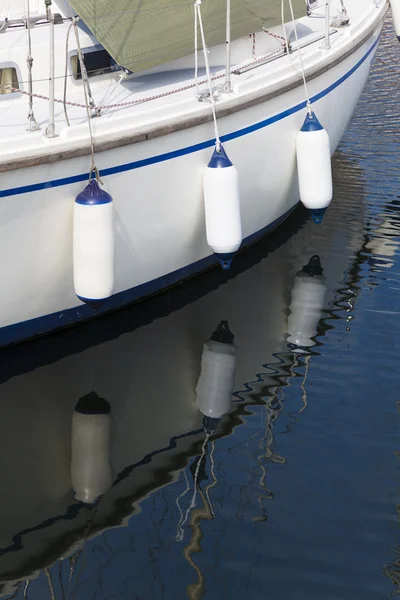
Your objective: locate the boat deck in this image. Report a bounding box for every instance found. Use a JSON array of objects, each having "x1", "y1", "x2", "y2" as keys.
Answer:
[{"x1": 0, "y1": 0, "x2": 387, "y2": 165}]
